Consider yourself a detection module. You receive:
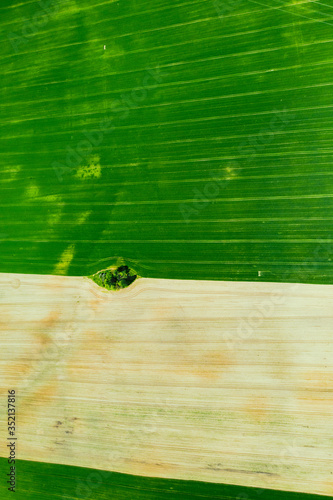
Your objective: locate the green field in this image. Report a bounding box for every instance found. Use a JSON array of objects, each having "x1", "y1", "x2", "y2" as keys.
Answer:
[
  {"x1": 1, "y1": 0, "x2": 333, "y2": 283},
  {"x1": 1, "y1": 458, "x2": 332, "y2": 500}
]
